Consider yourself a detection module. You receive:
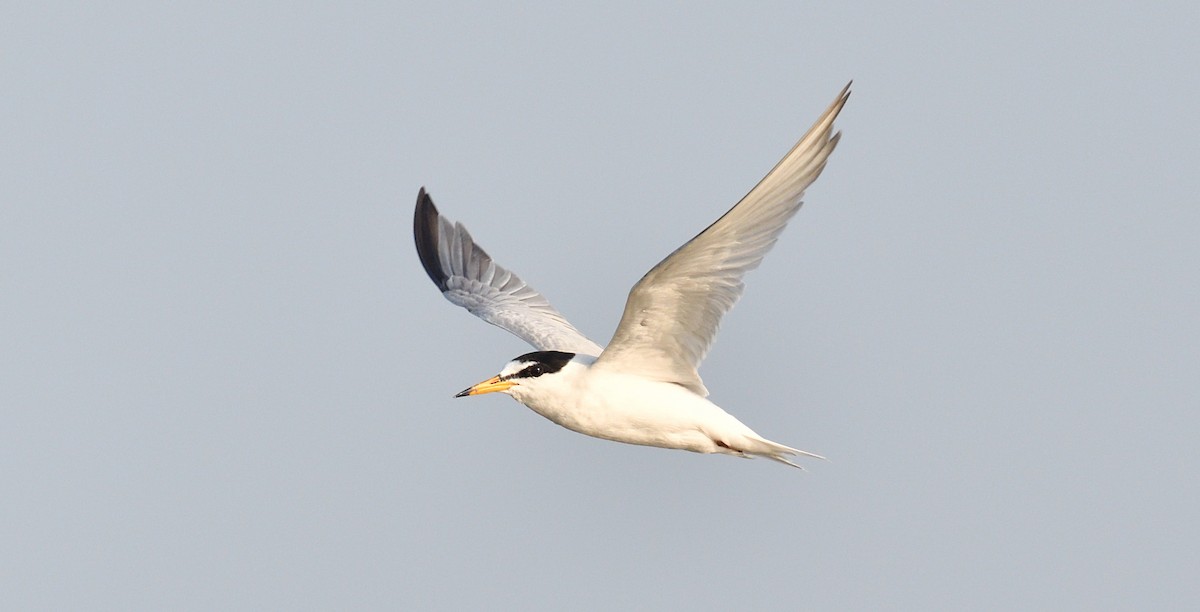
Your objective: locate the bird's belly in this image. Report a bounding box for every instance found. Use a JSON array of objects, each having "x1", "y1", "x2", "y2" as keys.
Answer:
[{"x1": 517, "y1": 376, "x2": 732, "y2": 452}]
